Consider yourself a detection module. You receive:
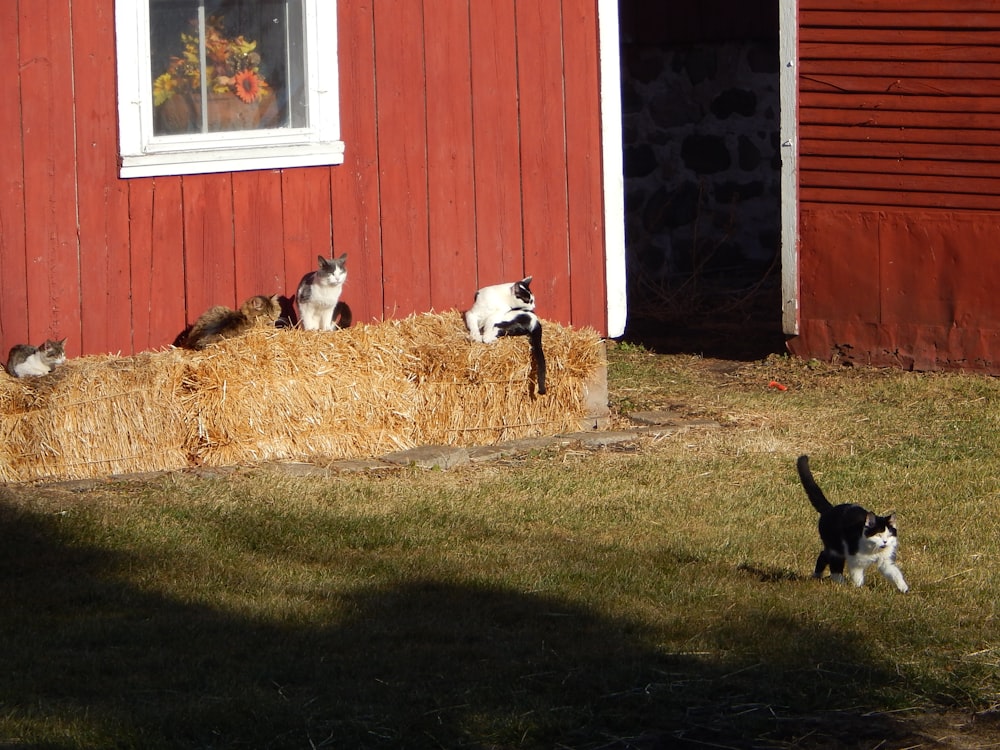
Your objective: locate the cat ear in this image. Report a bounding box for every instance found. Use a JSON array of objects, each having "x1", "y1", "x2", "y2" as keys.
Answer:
[
  {"x1": 886, "y1": 513, "x2": 897, "y2": 528},
  {"x1": 58, "y1": 338, "x2": 67, "y2": 346},
  {"x1": 864, "y1": 511, "x2": 877, "y2": 528},
  {"x1": 521, "y1": 276, "x2": 533, "y2": 286},
  {"x1": 337, "y1": 253, "x2": 347, "y2": 262},
  {"x1": 269, "y1": 294, "x2": 280, "y2": 304},
  {"x1": 317, "y1": 255, "x2": 327, "y2": 264}
]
